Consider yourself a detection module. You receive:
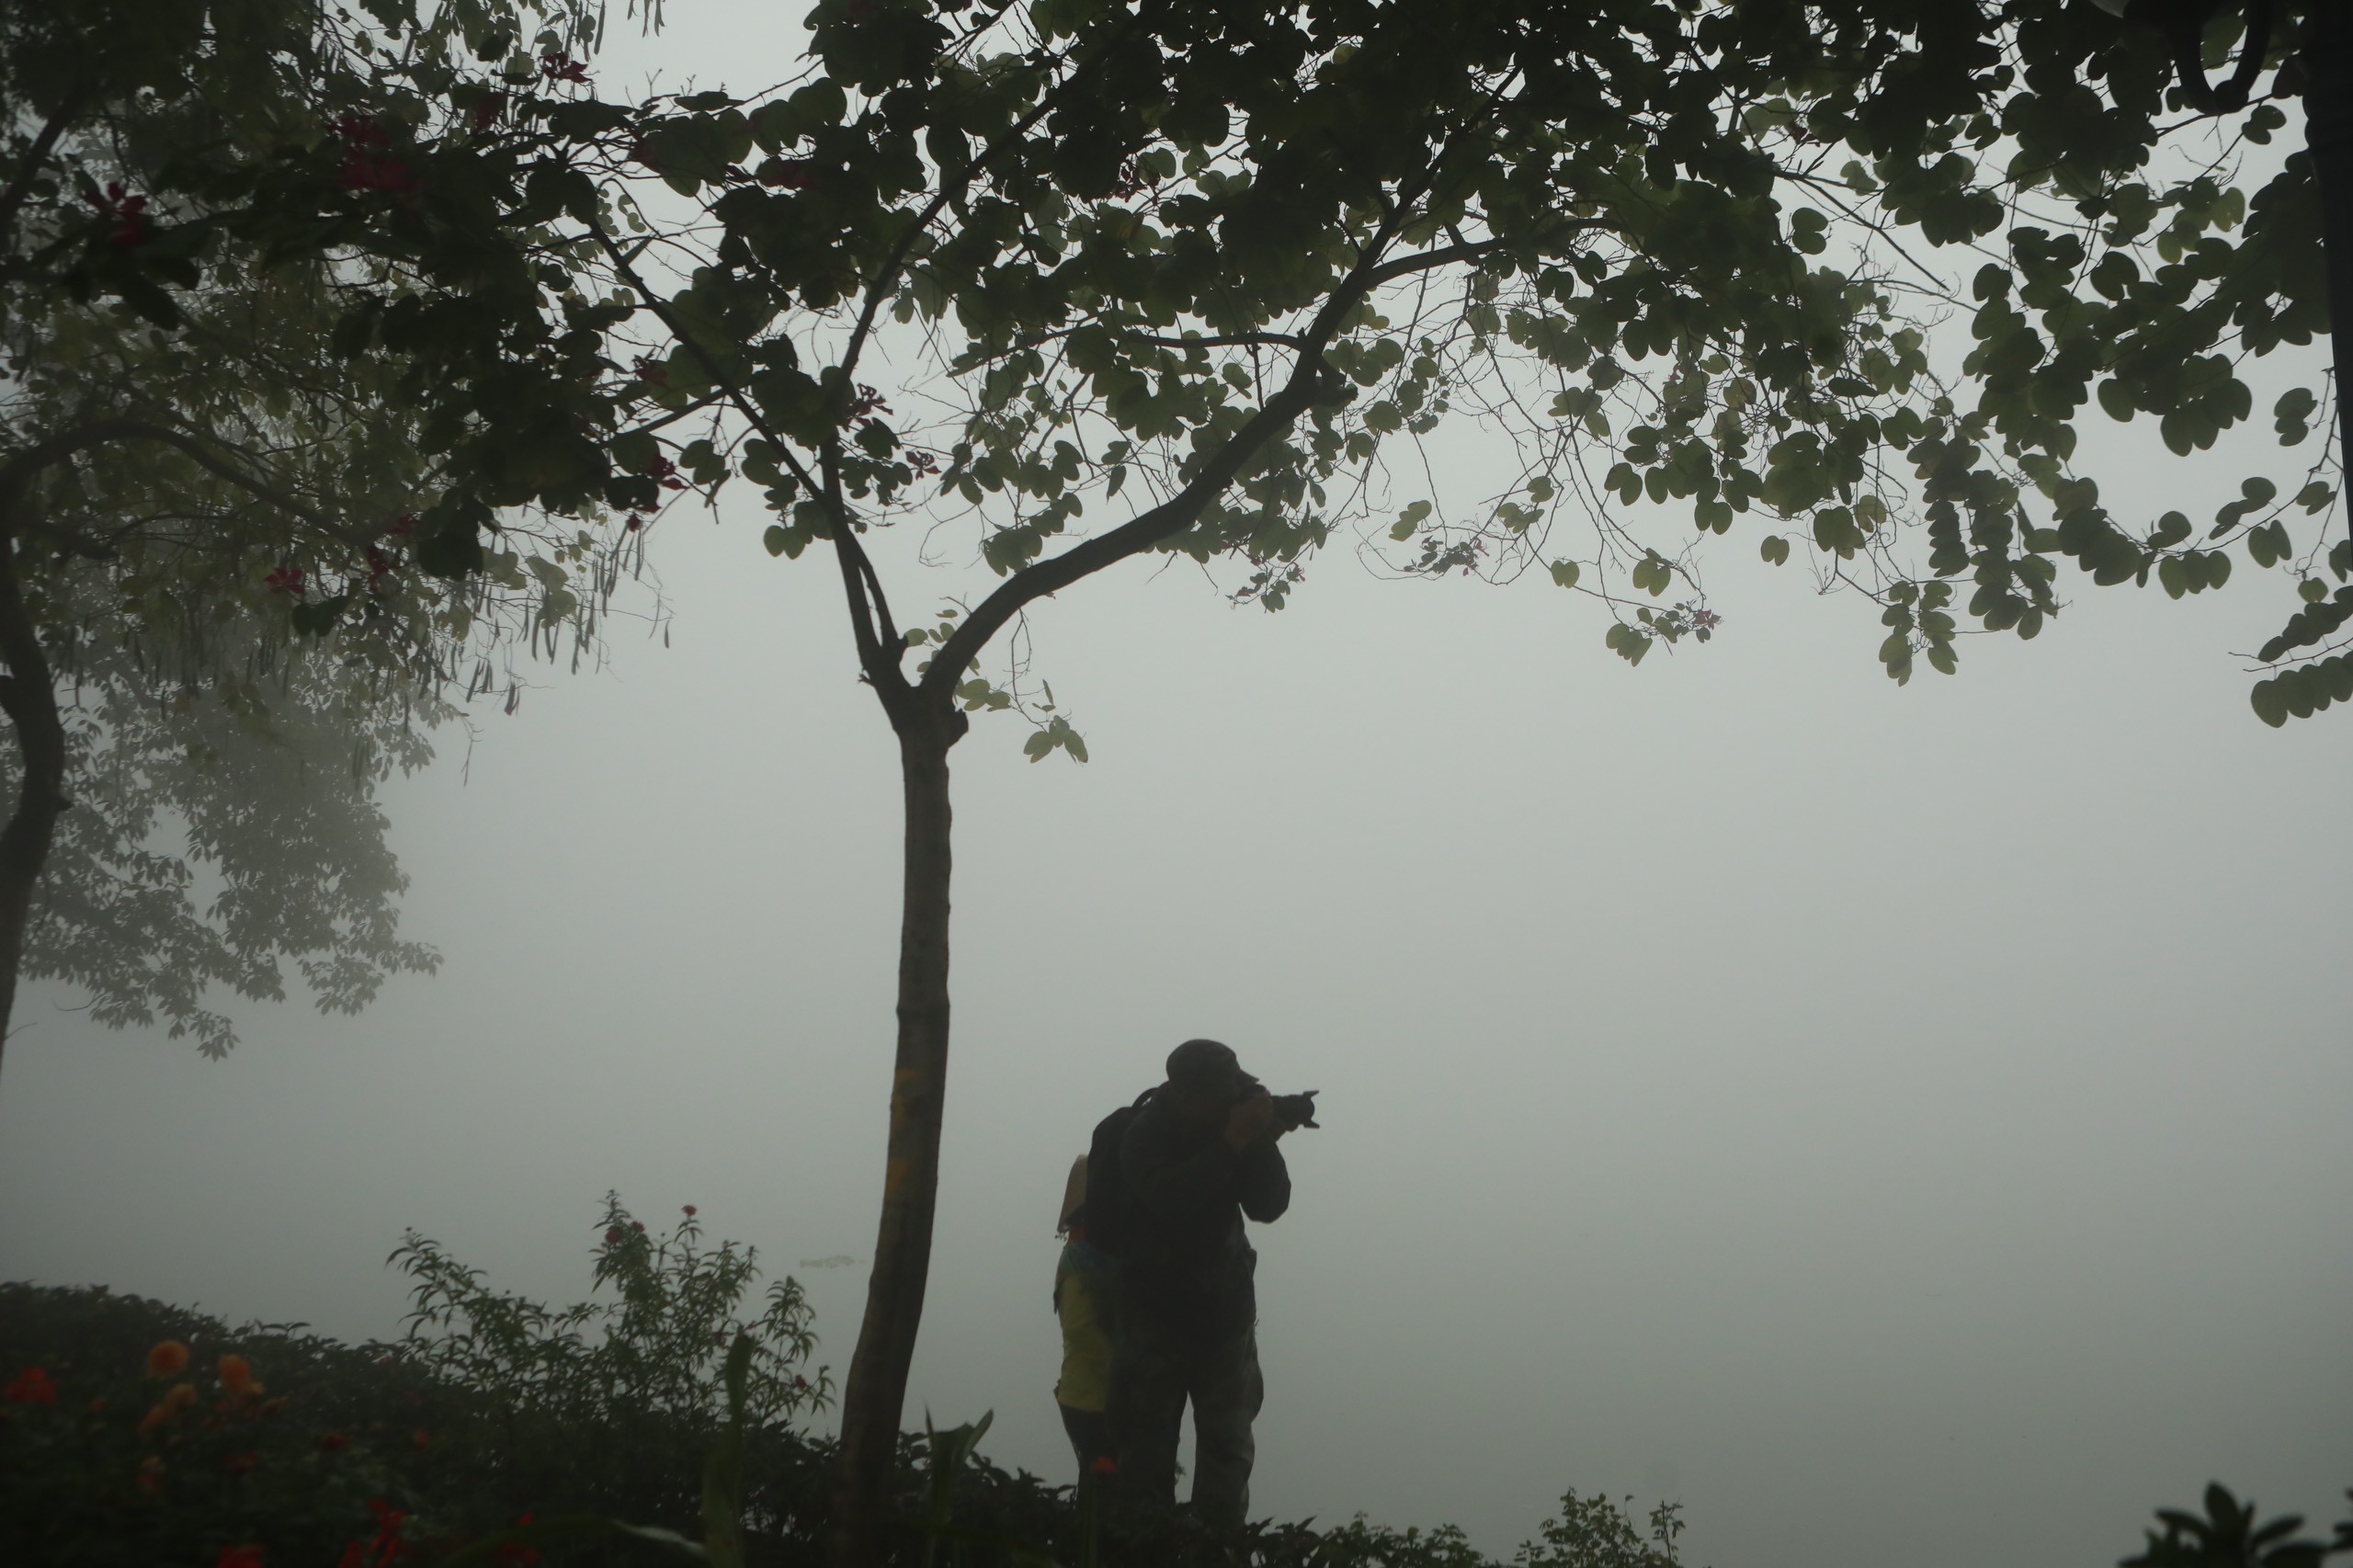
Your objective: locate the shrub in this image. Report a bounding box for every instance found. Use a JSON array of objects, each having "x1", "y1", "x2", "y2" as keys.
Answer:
[{"x1": 2, "y1": 1194, "x2": 1715, "y2": 1568}]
